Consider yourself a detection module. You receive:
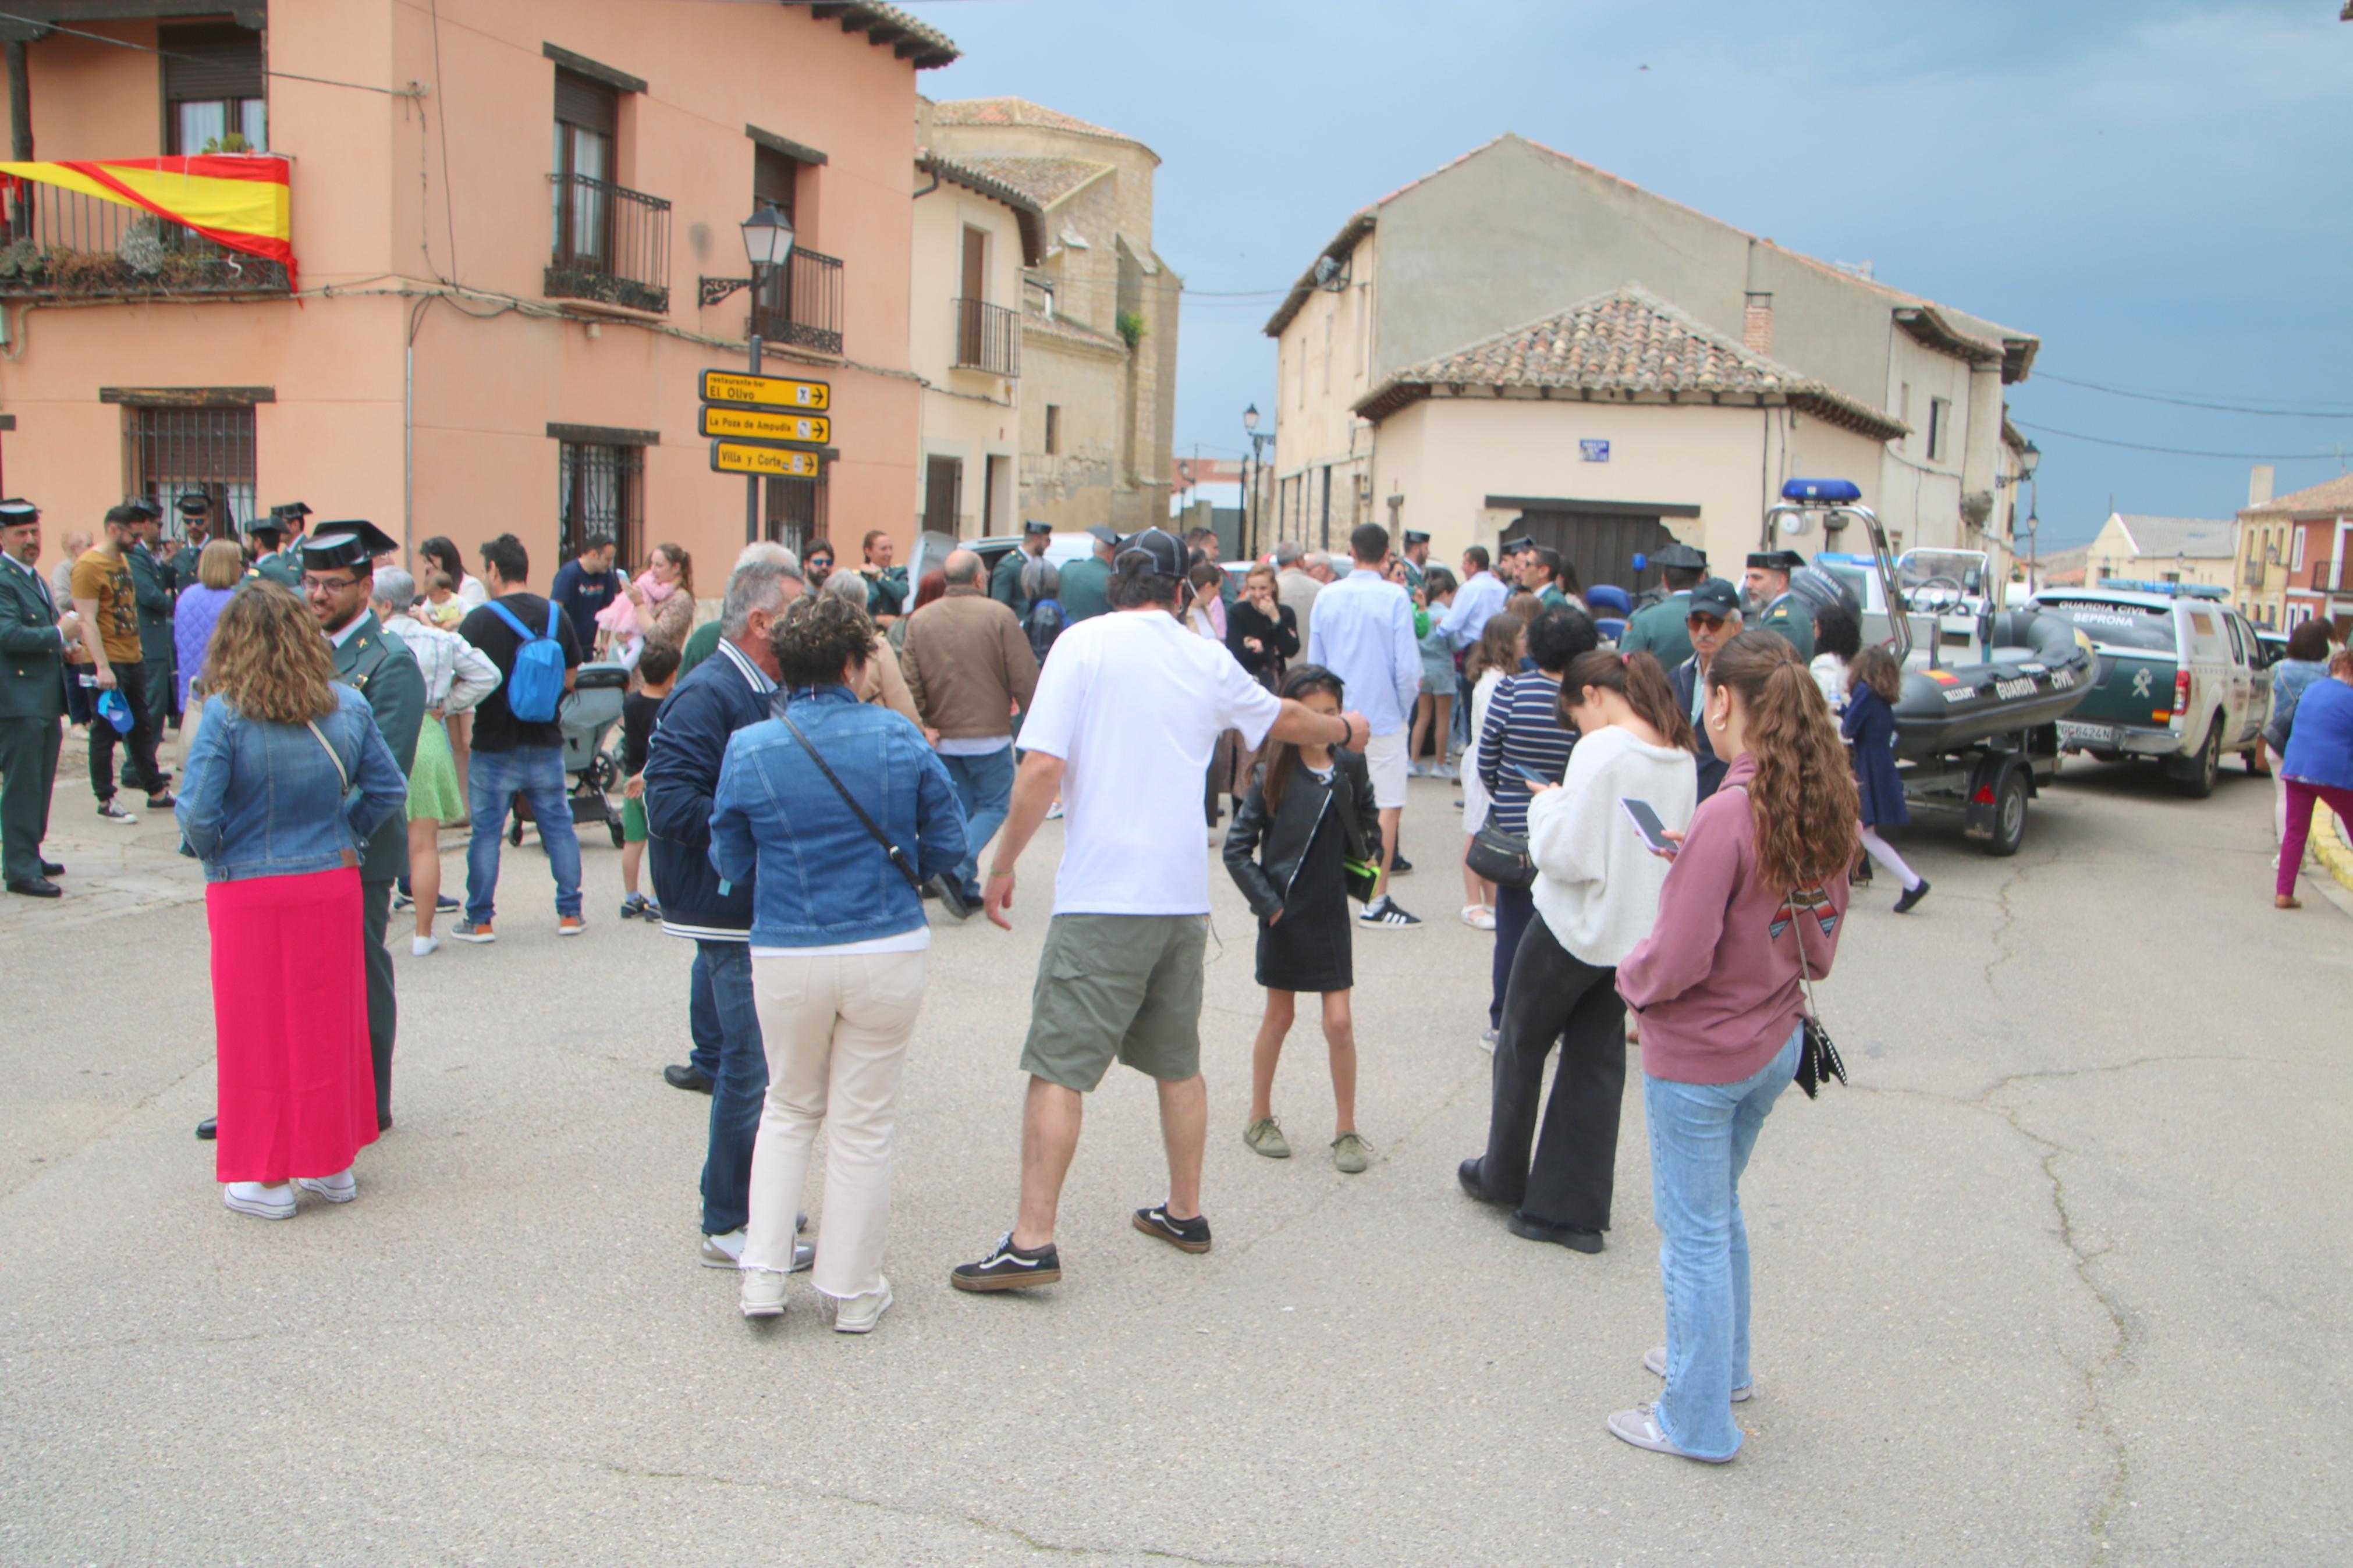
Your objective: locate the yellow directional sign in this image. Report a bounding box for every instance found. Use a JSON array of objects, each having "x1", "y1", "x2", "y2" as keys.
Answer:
[
  {"x1": 698, "y1": 404, "x2": 831, "y2": 446},
  {"x1": 701, "y1": 369, "x2": 830, "y2": 411},
  {"x1": 711, "y1": 440, "x2": 821, "y2": 478}
]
